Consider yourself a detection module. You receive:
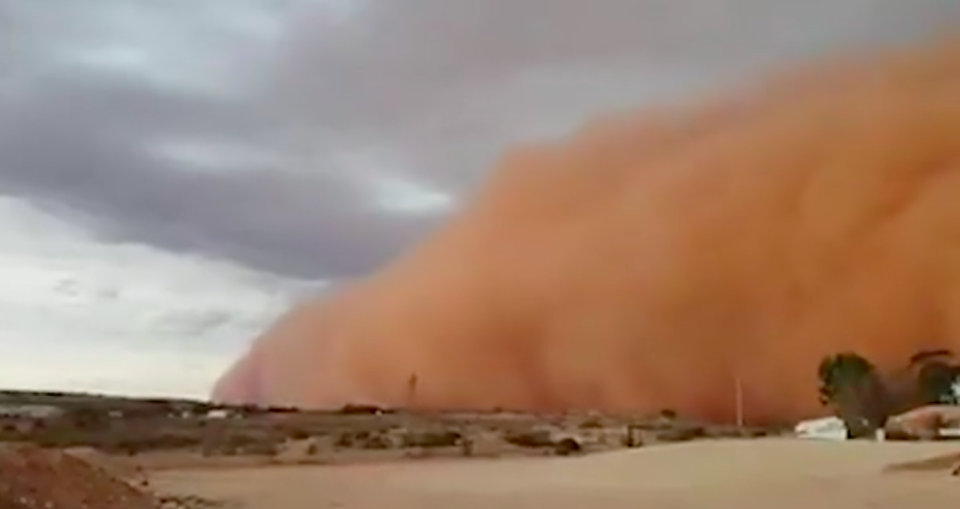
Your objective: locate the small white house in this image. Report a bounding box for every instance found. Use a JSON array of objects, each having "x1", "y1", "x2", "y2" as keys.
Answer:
[
  {"x1": 794, "y1": 416, "x2": 848, "y2": 441},
  {"x1": 205, "y1": 409, "x2": 233, "y2": 419}
]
